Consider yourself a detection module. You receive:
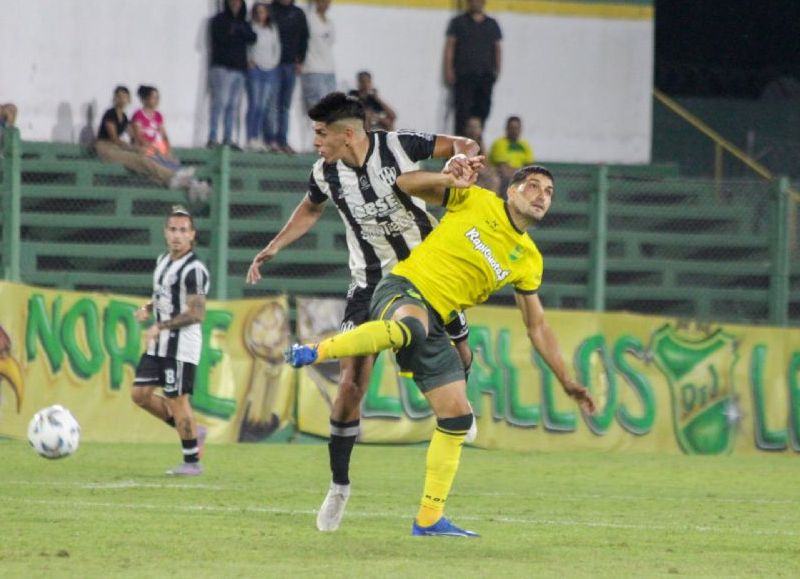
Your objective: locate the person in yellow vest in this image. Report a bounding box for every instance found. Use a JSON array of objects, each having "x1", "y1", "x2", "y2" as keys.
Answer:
[
  {"x1": 286, "y1": 158, "x2": 595, "y2": 537},
  {"x1": 489, "y1": 116, "x2": 534, "y2": 190}
]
